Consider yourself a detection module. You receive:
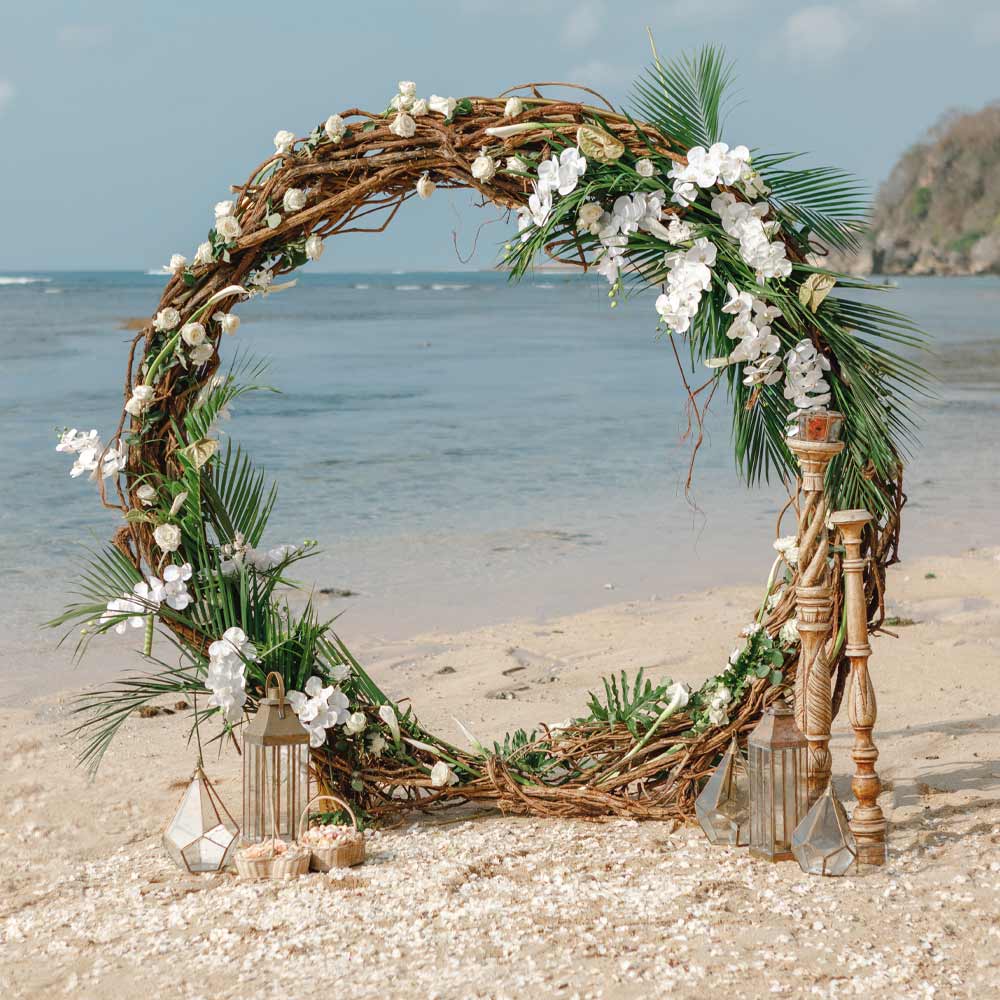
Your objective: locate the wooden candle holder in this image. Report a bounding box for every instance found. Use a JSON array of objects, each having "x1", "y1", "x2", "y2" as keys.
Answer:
[{"x1": 830, "y1": 508, "x2": 888, "y2": 866}]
